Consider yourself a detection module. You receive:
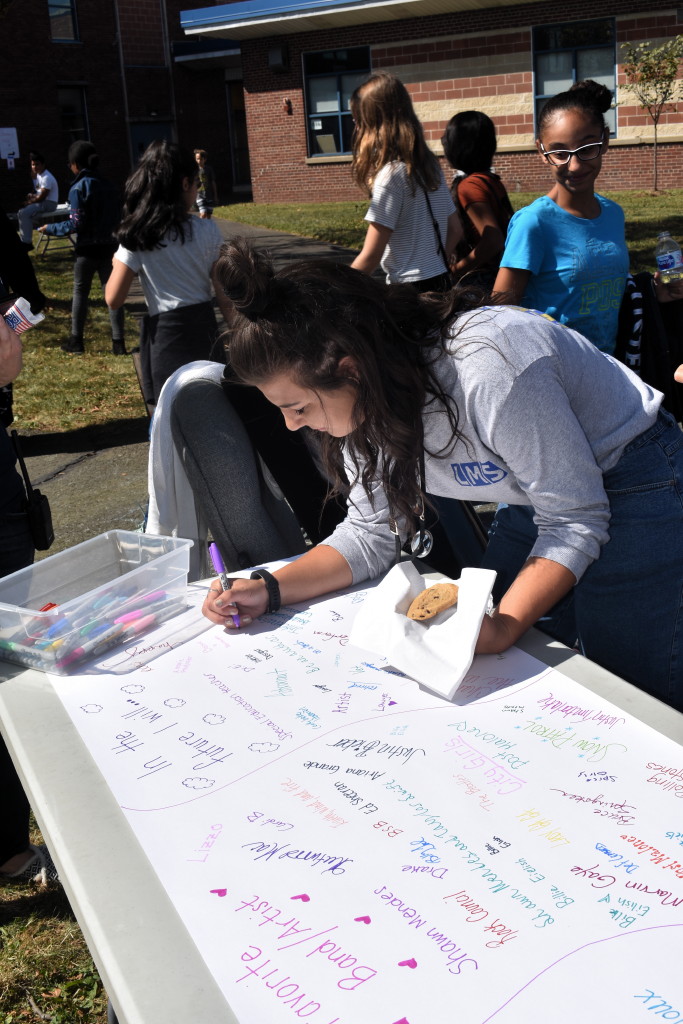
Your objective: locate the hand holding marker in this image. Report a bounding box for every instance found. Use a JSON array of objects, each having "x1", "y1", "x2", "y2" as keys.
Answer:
[{"x1": 208, "y1": 543, "x2": 240, "y2": 628}]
